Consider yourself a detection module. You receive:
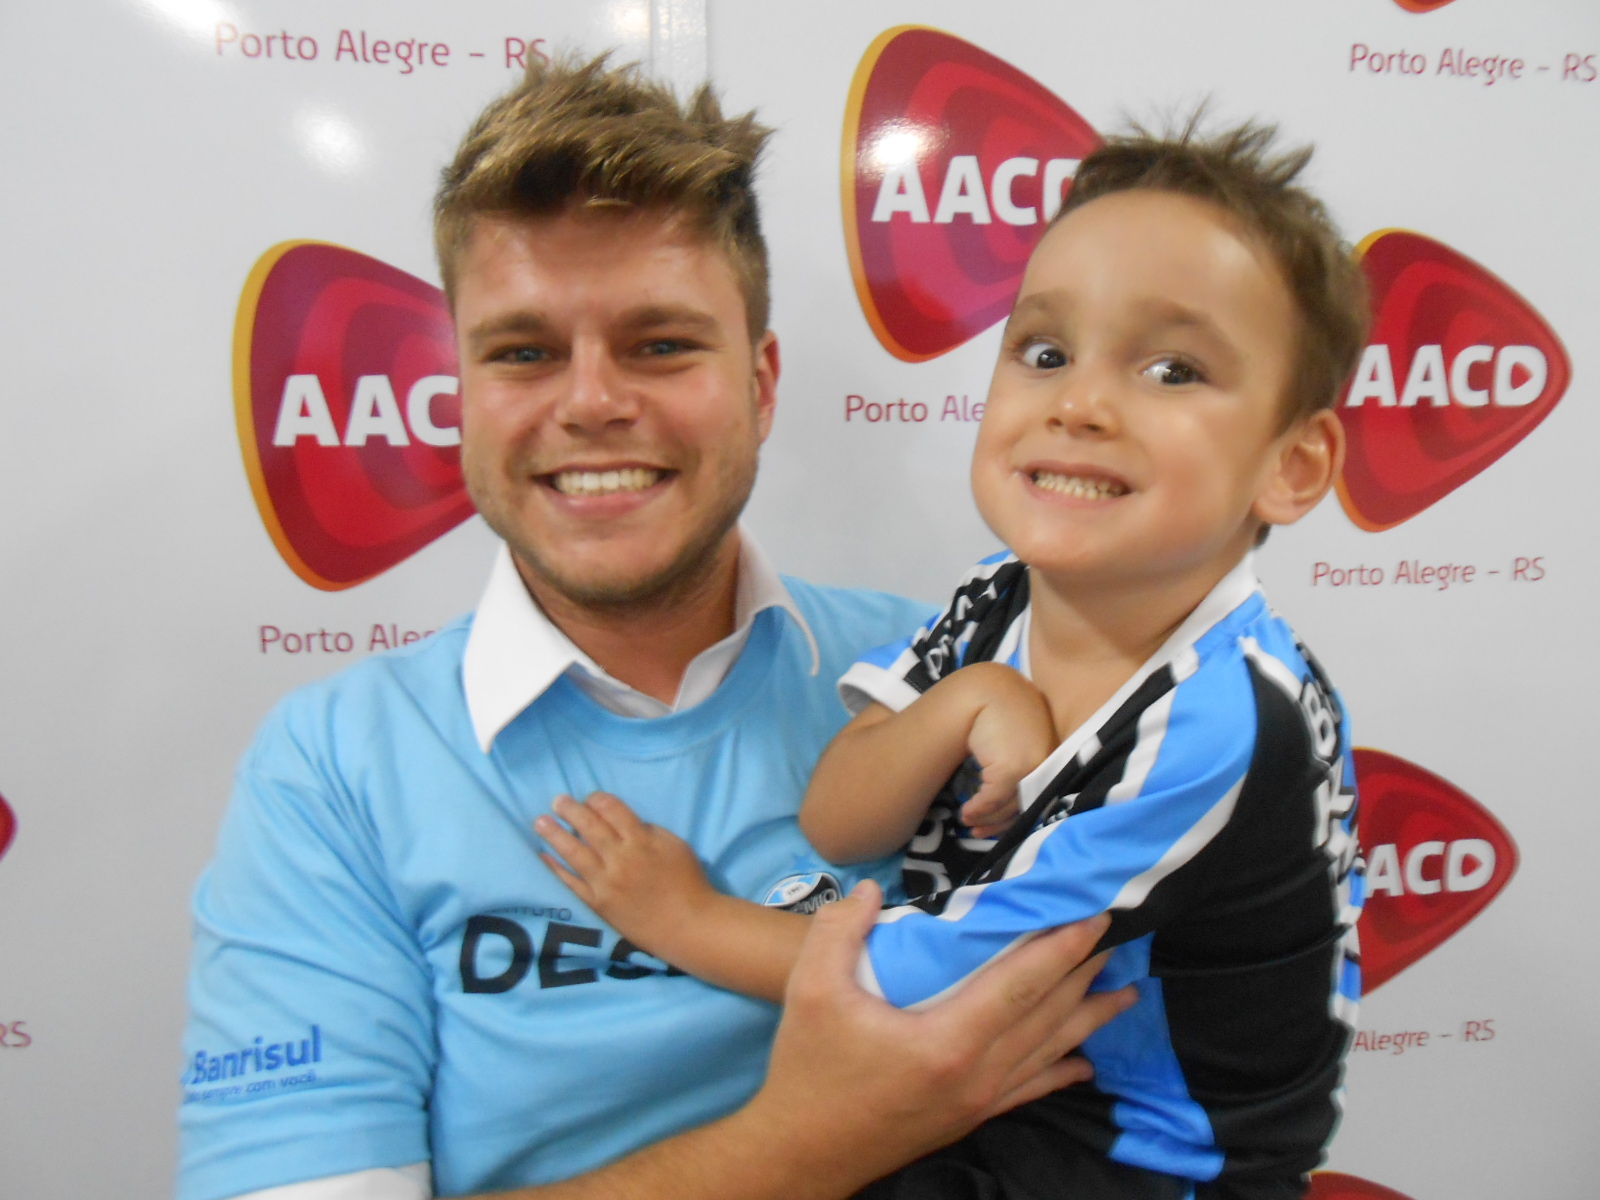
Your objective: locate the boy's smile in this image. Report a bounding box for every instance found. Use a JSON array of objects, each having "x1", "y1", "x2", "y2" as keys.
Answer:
[{"x1": 972, "y1": 188, "x2": 1328, "y2": 603}]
